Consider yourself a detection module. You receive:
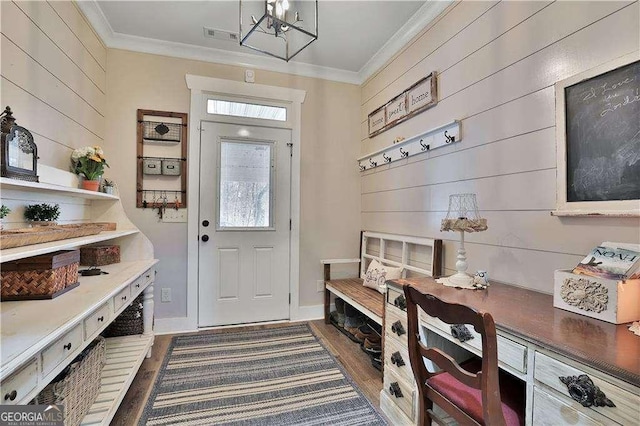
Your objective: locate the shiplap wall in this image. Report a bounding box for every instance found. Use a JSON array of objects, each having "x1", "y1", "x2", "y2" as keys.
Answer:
[
  {"x1": 360, "y1": 1, "x2": 640, "y2": 293},
  {"x1": 0, "y1": 1, "x2": 106, "y2": 170}
]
